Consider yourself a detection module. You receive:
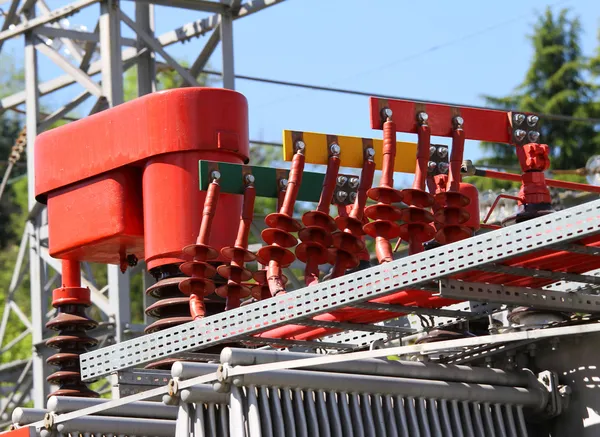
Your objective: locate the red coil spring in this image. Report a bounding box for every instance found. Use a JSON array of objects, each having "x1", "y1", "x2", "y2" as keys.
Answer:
[
  {"x1": 364, "y1": 113, "x2": 403, "y2": 263},
  {"x1": 216, "y1": 176, "x2": 257, "y2": 310},
  {"x1": 296, "y1": 143, "x2": 340, "y2": 285},
  {"x1": 257, "y1": 143, "x2": 305, "y2": 296},
  {"x1": 434, "y1": 117, "x2": 472, "y2": 244},
  {"x1": 46, "y1": 260, "x2": 98, "y2": 398},
  {"x1": 331, "y1": 146, "x2": 375, "y2": 277},
  {"x1": 398, "y1": 112, "x2": 436, "y2": 254},
  {"x1": 178, "y1": 171, "x2": 221, "y2": 319}
]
